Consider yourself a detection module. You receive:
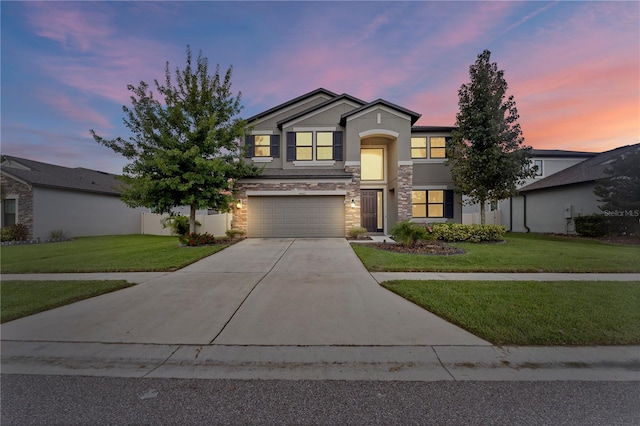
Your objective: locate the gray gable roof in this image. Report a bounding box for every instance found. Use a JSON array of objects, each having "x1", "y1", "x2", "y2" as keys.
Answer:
[
  {"x1": 276, "y1": 93, "x2": 367, "y2": 129},
  {"x1": 246, "y1": 88, "x2": 338, "y2": 123},
  {"x1": 1, "y1": 155, "x2": 123, "y2": 196},
  {"x1": 529, "y1": 149, "x2": 597, "y2": 158},
  {"x1": 340, "y1": 98, "x2": 421, "y2": 126},
  {"x1": 520, "y1": 143, "x2": 640, "y2": 193}
]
